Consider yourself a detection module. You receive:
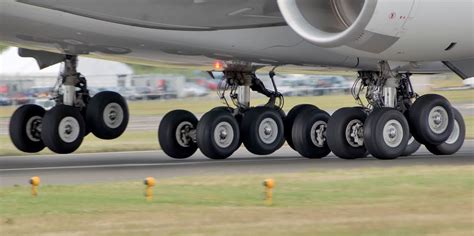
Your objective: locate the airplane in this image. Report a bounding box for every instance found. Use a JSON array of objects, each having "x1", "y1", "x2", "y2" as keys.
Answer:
[{"x1": 0, "y1": 0, "x2": 472, "y2": 160}]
